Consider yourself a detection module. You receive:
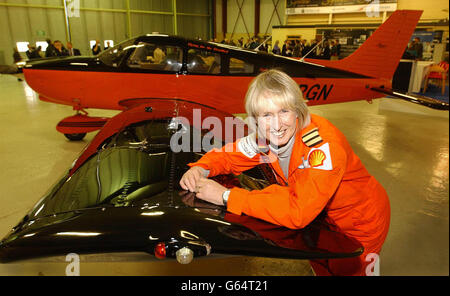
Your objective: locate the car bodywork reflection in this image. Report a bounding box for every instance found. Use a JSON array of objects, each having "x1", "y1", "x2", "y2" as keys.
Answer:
[{"x1": 0, "y1": 99, "x2": 363, "y2": 263}]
